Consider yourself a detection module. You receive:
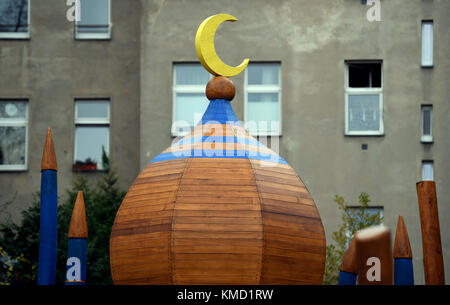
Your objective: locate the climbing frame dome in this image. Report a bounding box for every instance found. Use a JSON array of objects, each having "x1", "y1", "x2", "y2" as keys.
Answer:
[{"x1": 109, "y1": 76, "x2": 326, "y2": 284}]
